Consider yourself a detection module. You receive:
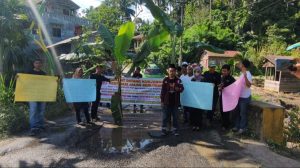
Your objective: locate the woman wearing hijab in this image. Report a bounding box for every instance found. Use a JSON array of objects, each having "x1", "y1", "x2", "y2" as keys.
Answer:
[
  {"x1": 190, "y1": 66, "x2": 205, "y2": 131},
  {"x1": 73, "y1": 68, "x2": 92, "y2": 126}
]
